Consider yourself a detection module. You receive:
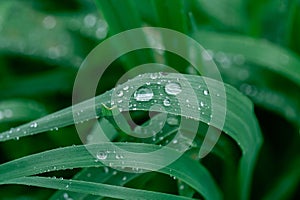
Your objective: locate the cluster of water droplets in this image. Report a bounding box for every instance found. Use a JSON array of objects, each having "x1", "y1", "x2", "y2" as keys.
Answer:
[
  {"x1": 68, "y1": 13, "x2": 108, "y2": 40},
  {"x1": 240, "y1": 83, "x2": 297, "y2": 120},
  {"x1": 112, "y1": 73, "x2": 186, "y2": 113}
]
